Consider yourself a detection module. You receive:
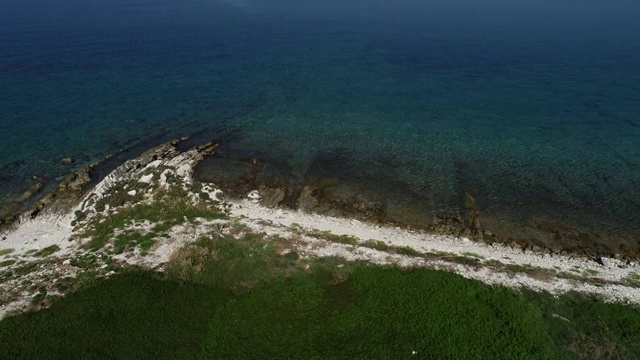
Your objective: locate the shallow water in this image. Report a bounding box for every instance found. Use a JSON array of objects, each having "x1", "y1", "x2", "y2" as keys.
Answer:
[{"x1": 2, "y1": 0, "x2": 639, "y2": 252}]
